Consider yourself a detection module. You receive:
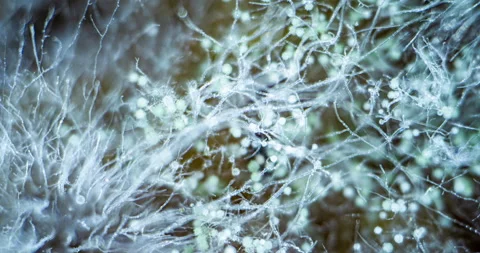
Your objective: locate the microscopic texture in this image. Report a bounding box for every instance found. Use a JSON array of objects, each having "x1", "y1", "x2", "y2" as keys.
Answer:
[{"x1": 1, "y1": 0, "x2": 479, "y2": 252}]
